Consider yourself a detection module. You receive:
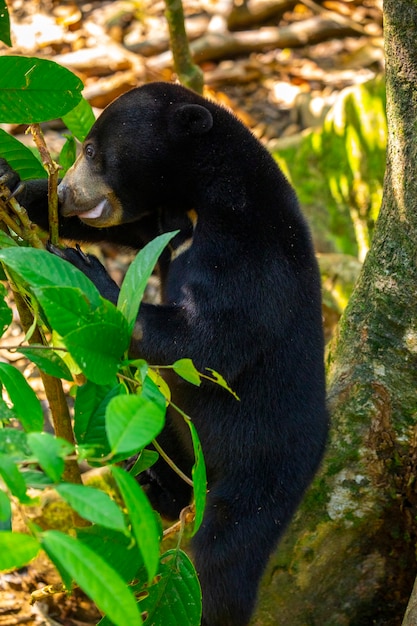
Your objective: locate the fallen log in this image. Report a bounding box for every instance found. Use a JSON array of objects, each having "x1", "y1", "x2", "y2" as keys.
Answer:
[
  {"x1": 125, "y1": 14, "x2": 210, "y2": 57},
  {"x1": 83, "y1": 71, "x2": 141, "y2": 109},
  {"x1": 227, "y1": 0, "x2": 298, "y2": 30},
  {"x1": 54, "y1": 39, "x2": 144, "y2": 77},
  {"x1": 148, "y1": 16, "x2": 366, "y2": 69}
]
